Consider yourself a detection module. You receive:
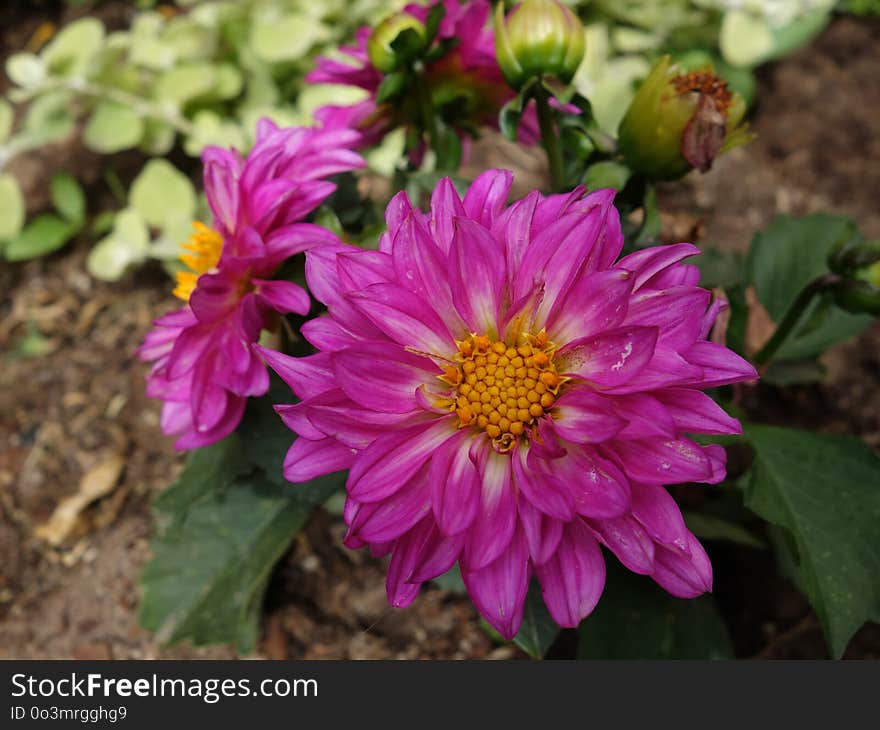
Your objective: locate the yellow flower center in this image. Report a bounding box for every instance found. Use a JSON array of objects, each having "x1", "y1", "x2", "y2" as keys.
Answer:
[
  {"x1": 173, "y1": 222, "x2": 224, "y2": 302},
  {"x1": 438, "y1": 330, "x2": 565, "y2": 451}
]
